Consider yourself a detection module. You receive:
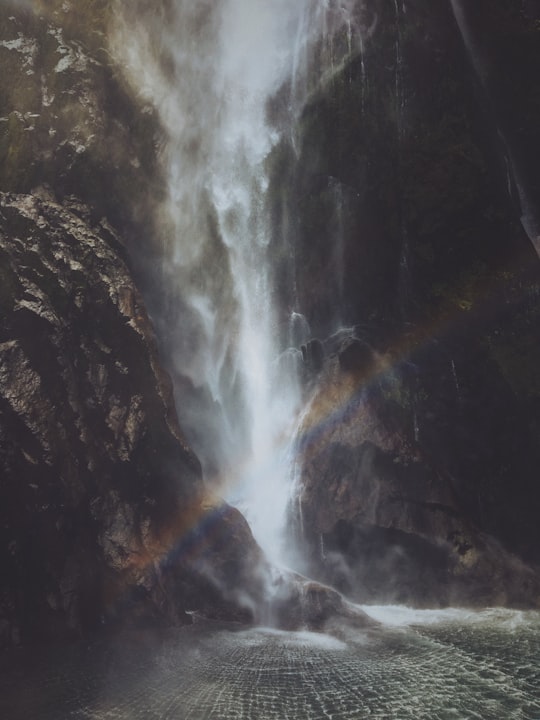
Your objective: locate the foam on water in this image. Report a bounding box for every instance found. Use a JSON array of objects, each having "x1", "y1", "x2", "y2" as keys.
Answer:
[{"x1": 363, "y1": 604, "x2": 539, "y2": 630}]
